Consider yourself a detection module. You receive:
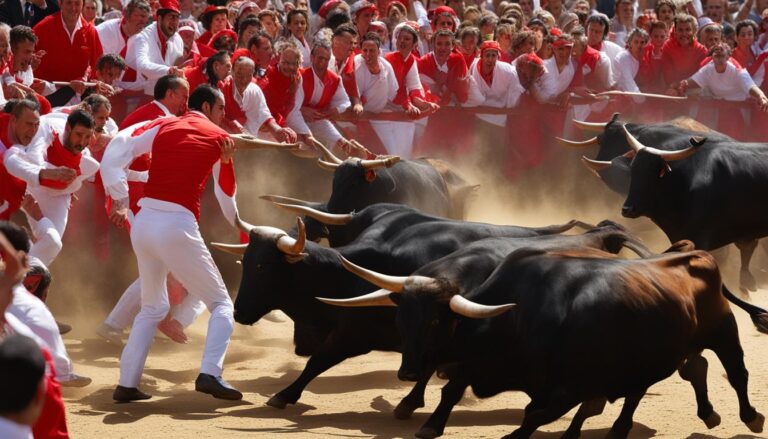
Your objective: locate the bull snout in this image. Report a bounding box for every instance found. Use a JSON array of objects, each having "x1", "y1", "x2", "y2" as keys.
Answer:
[
  {"x1": 621, "y1": 205, "x2": 640, "y2": 218},
  {"x1": 397, "y1": 367, "x2": 420, "y2": 382}
]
